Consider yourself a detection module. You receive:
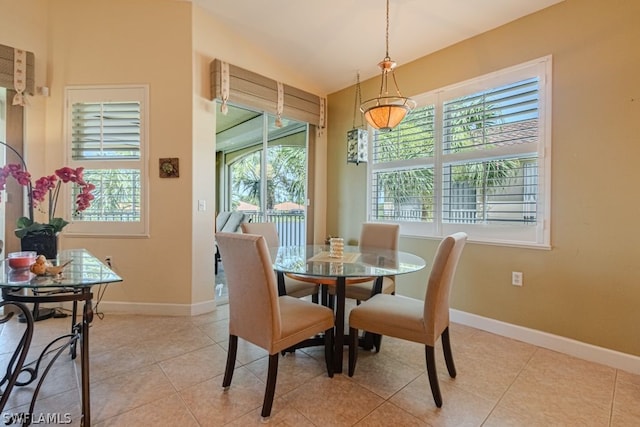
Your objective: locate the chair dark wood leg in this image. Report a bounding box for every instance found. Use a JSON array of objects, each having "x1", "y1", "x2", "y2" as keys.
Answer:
[
  {"x1": 222, "y1": 335, "x2": 238, "y2": 389},
  {"x1": 425, "y1": 345, "x2": 443, "y2": 407},
  {"x1": 312, "y1": 292, "x2": 319, "y2": 304},
  {"x1": 373, "y1": 333, "x2": 382, "y2": 353},
  {"x1": 360, "y1": 331, "x2": 382, "y2": 352},
  {"x1": 276, "y1": 272, "x2": 286, "y2": 296},
  {"x1": 361, "y1": 331, "x2": 374, "y2": 350},
  {"x1": 215, "y1": 247, "x2": 220, "y2": 275},
  {"x1": 348, "y1": 327, "x2": 358, "y2": 376},
  {"x1": 324, "y1": 327, "x2": 334, "y2": 377},
  {"x1": 262, "y1": 353, "x2": 279, "y2": 419},
  {"x1": 441, "y1": 327, "x2": 456, "y2": 378}
]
